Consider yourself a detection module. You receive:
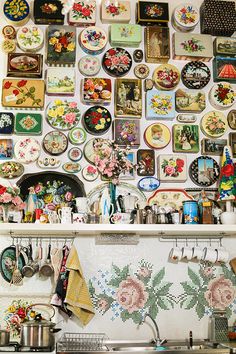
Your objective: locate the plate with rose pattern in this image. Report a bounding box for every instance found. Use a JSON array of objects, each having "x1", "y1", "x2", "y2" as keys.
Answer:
[
  {"x1": 46, "y1": 100, "x2": 80, "y2": 131},
  {"x1": 102, "y1": 47, "x2": 132, "y2": 77},
  {"x1": 14, "y1": 138, "x2": 41, "y2": 164}
]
